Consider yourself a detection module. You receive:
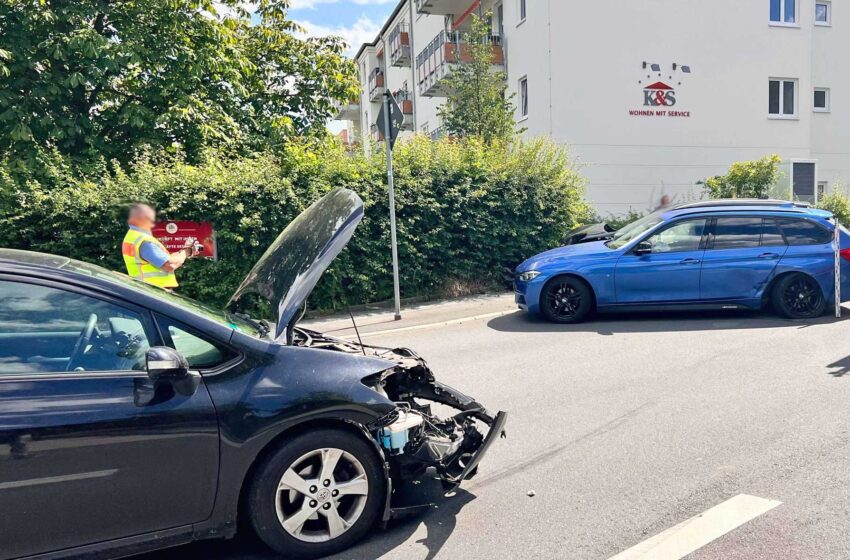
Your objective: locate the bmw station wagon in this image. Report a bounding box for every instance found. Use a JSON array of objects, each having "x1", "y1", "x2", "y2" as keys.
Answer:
[
  {"x1": 515, "y1": 200, "x2": 850, "y2": 323},
  {"x1": 0, "y1": 188, "x2": 507, "y2": 560}
]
